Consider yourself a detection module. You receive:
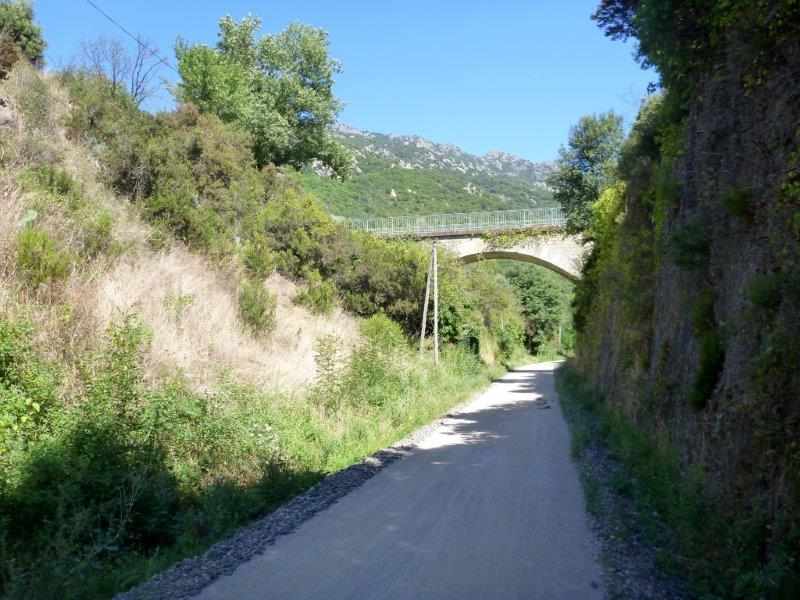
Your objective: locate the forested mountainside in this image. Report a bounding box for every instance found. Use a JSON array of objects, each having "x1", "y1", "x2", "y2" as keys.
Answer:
[
  {"x1": 298, "y1": 125, "x2": 556, "y2": 217},
  {"x1": 563, "y1": 1, "x2": 800, "y2": 597}
]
